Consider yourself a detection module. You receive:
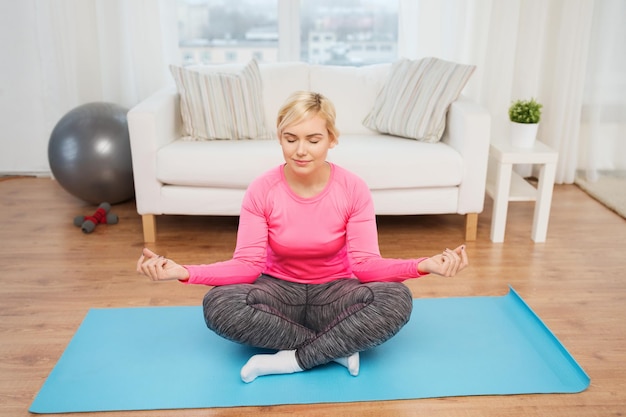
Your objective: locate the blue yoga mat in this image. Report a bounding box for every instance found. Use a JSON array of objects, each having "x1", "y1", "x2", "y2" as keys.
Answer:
[{"x1": 30, "y1": 287, "x2": 589, "y2": 413}]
